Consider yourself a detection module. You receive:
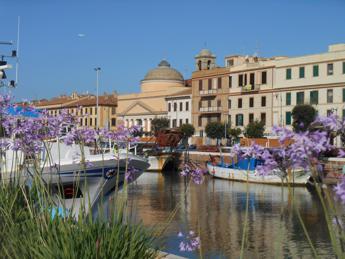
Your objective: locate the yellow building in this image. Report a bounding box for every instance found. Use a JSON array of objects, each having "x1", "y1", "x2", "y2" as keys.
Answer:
[
  {"x1": 116, "y1": 60, "x2": 191, "y2": 133},
  {"x1": 34, "y1": 92, "x2": 117, "y2": 130}
]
